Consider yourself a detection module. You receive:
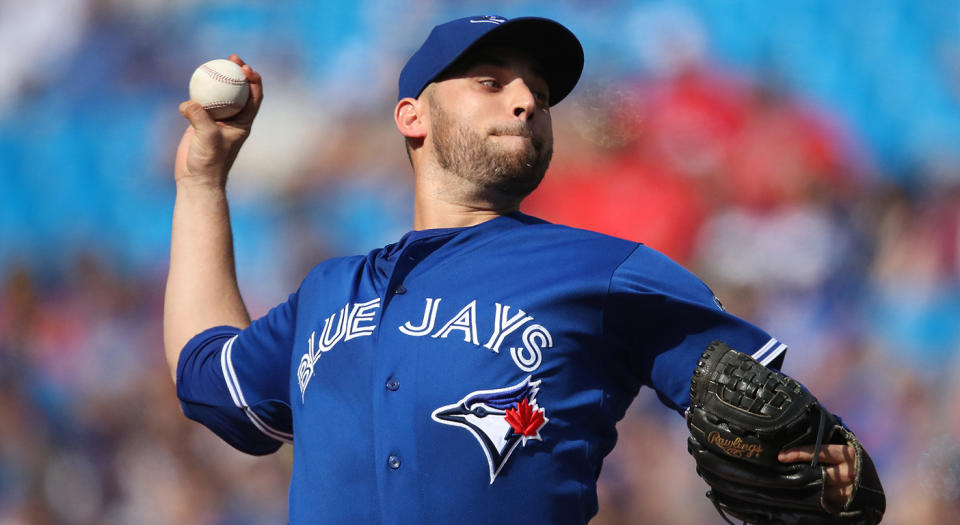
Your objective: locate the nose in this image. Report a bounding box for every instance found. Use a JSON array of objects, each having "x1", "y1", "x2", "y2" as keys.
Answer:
[{"x1": 507, "y1": 78, "x2": 538, "y2": 121}]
